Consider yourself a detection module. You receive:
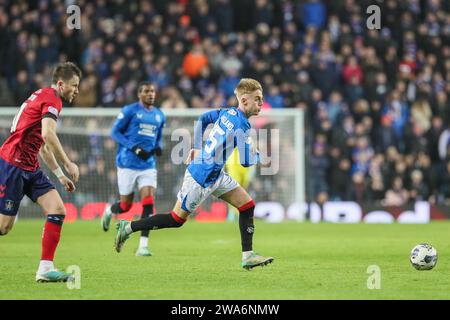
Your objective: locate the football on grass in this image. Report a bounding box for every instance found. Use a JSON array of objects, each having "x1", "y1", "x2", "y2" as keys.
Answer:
[{"x1": 410, "y1": 243, "x2": 438, "y2": 270}]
